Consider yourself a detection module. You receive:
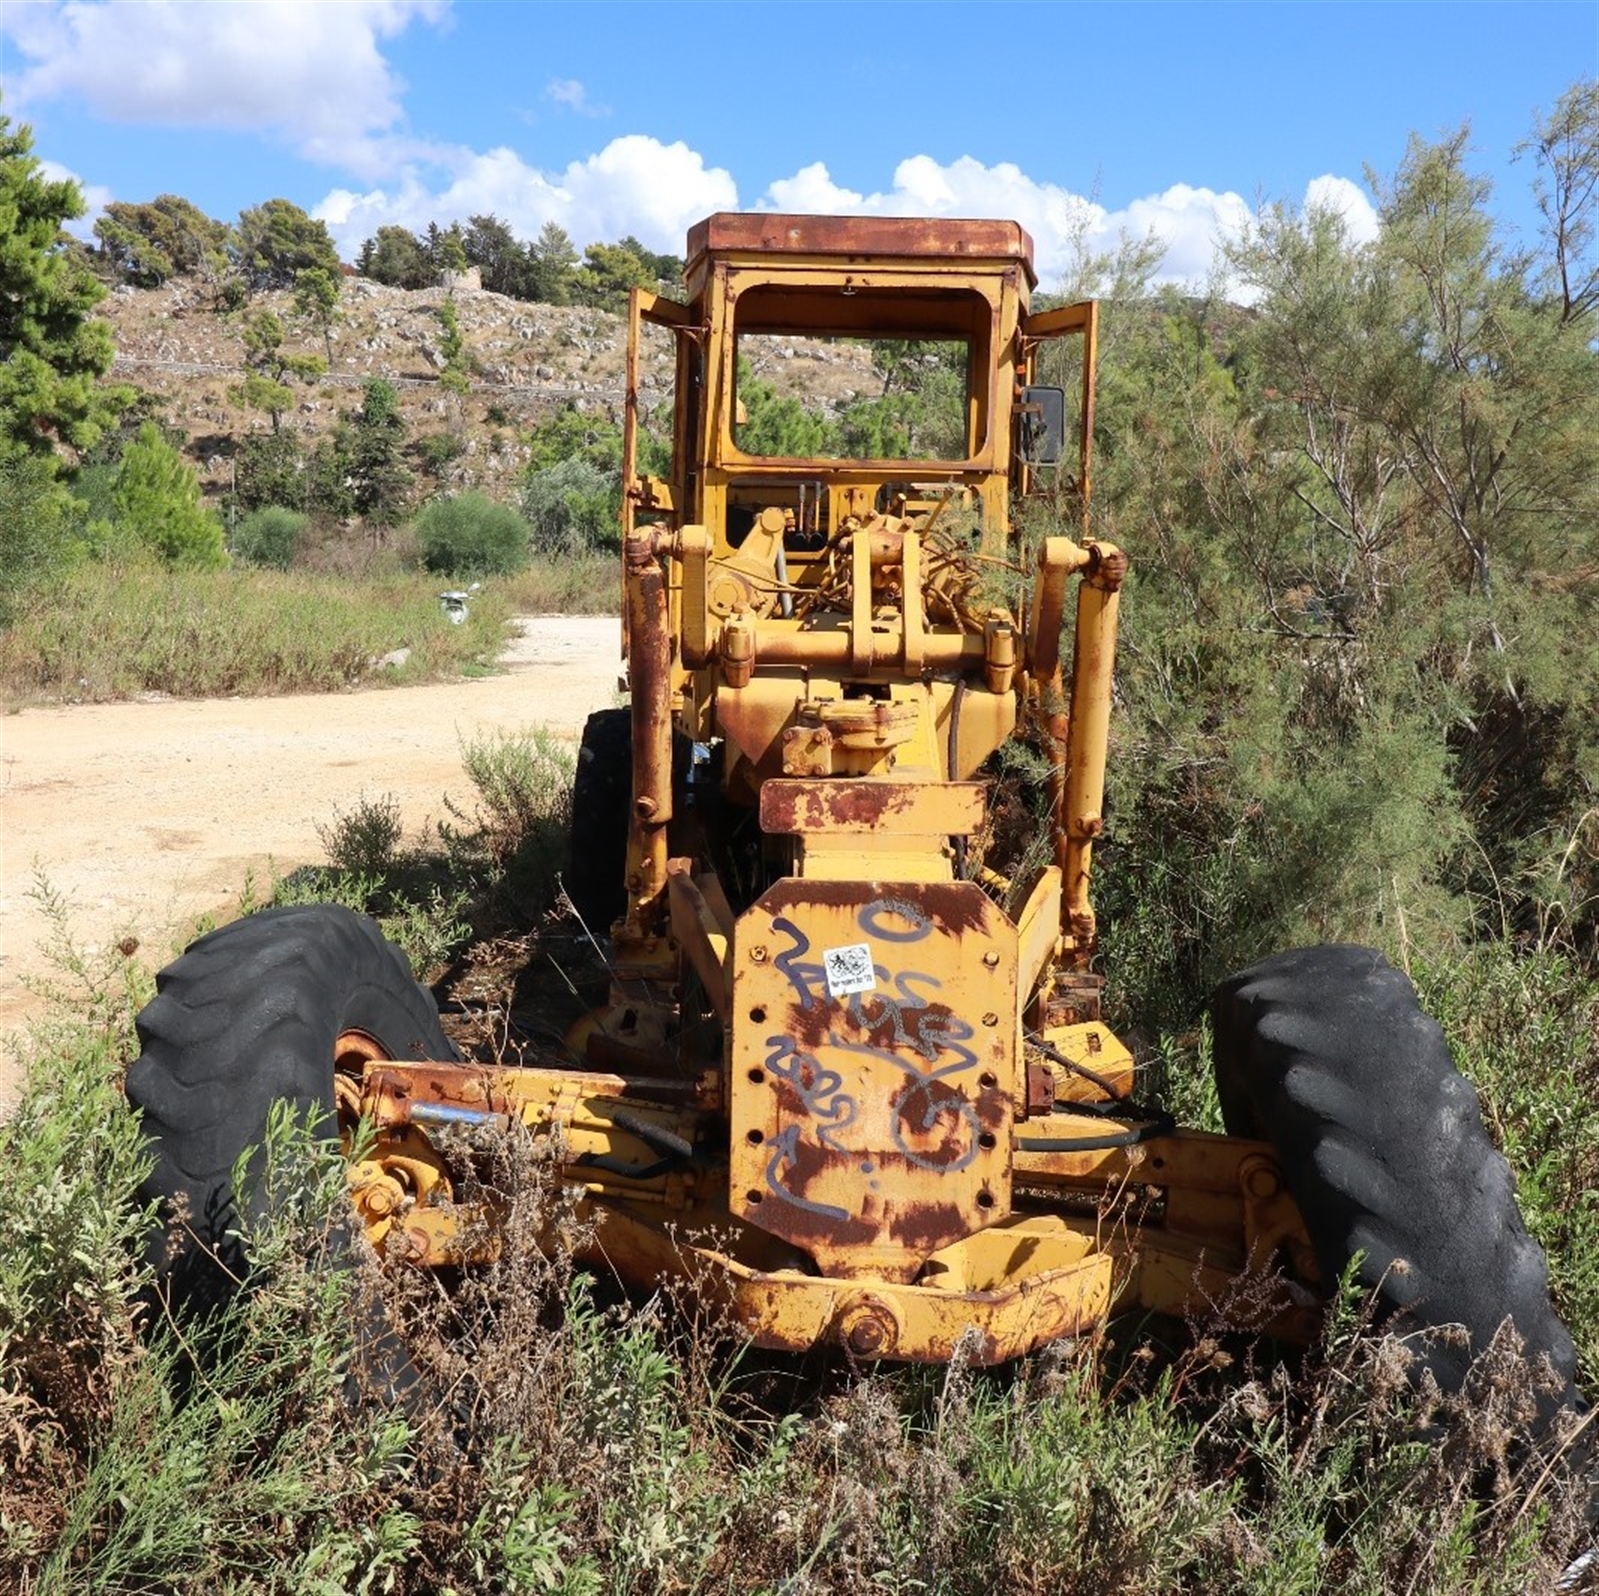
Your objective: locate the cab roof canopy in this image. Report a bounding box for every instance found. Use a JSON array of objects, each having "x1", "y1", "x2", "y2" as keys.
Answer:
[{"x1": 685, "y1": 213, "x2": 1038, "y2": 288}]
